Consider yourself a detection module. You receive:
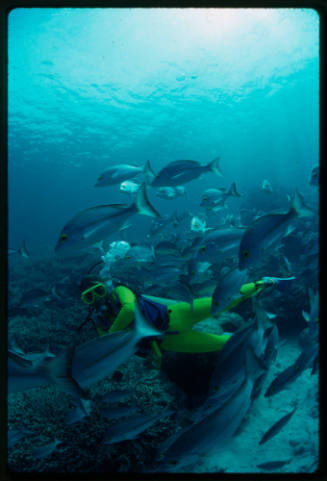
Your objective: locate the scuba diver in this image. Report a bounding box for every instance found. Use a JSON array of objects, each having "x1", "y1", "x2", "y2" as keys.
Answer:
[{"x1": 78, "y1": 271, "x2": 291, "y2": 369}]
